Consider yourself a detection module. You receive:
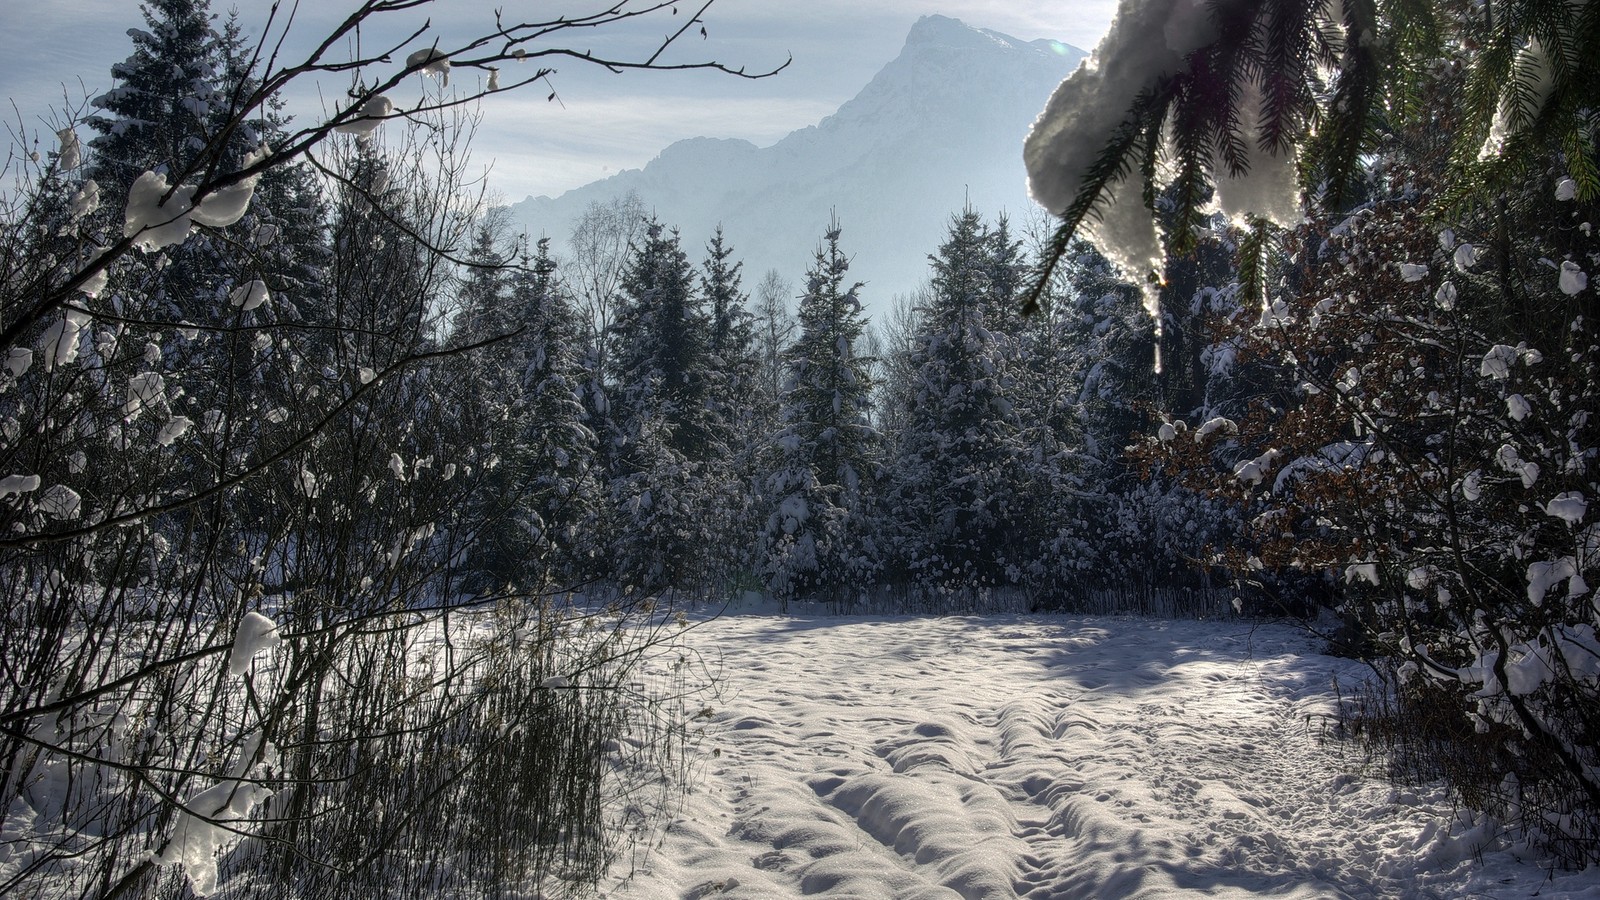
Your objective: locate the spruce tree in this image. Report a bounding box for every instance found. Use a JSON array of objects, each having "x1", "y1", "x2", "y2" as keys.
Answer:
[
  {"x1": 886, "y1": 208, "x2": 1023, "y2": 589},
  {"x1": 760, "y1": 220, "x2": 880, "y2": 602},
  {"x1": 602, "y1": 220, "x2": 719, "y2": 590}
]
